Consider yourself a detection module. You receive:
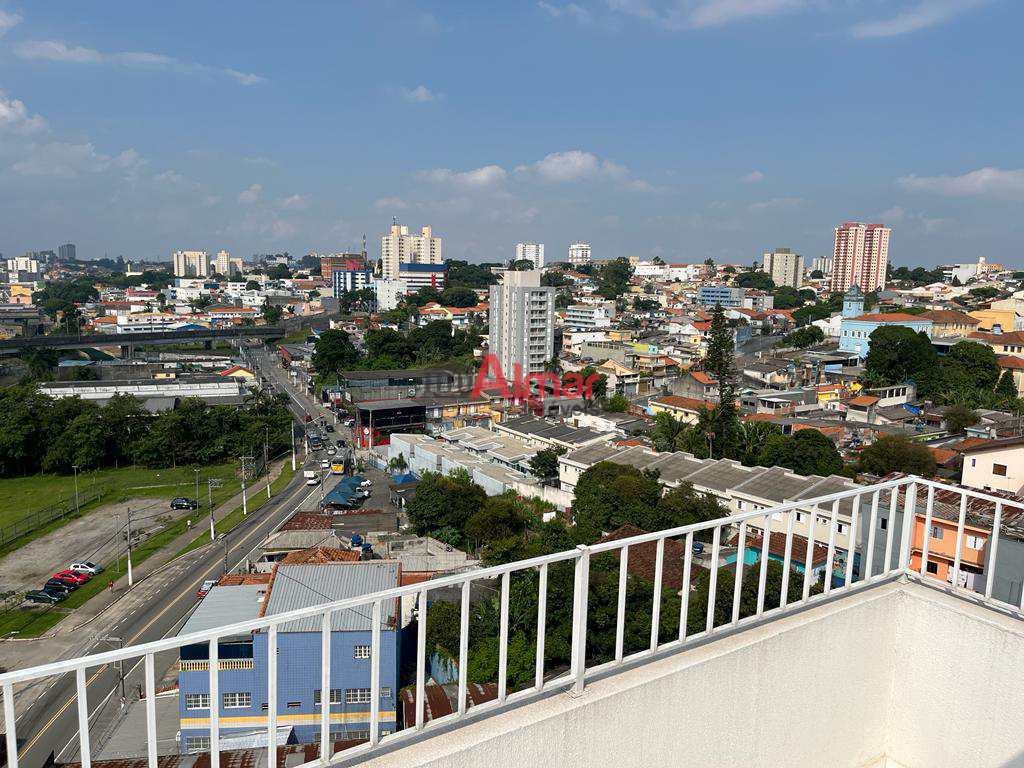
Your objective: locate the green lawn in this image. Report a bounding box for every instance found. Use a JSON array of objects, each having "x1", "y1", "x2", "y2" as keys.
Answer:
[{"x1": 0, "y1": 464, "x2": 240, "y2": 558}]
